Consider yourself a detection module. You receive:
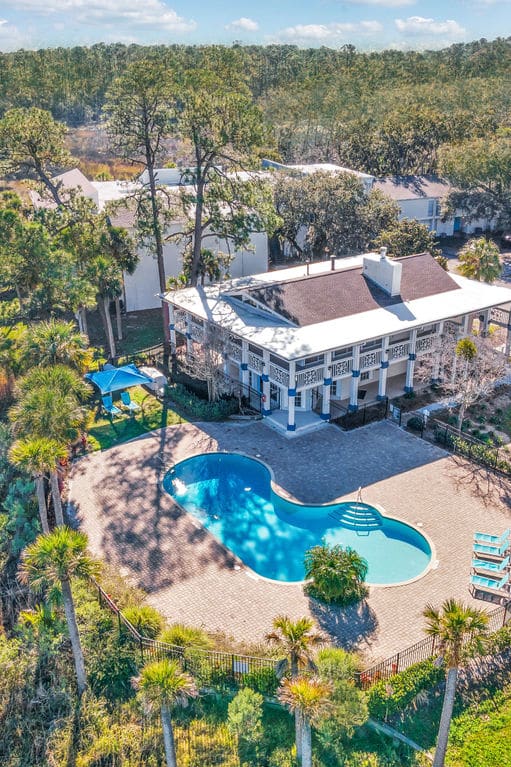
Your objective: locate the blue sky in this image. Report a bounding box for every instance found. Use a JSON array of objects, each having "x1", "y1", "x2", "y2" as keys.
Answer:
[{"x1": 0, "y1": 0, "x2": 509, "y2": 53}]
